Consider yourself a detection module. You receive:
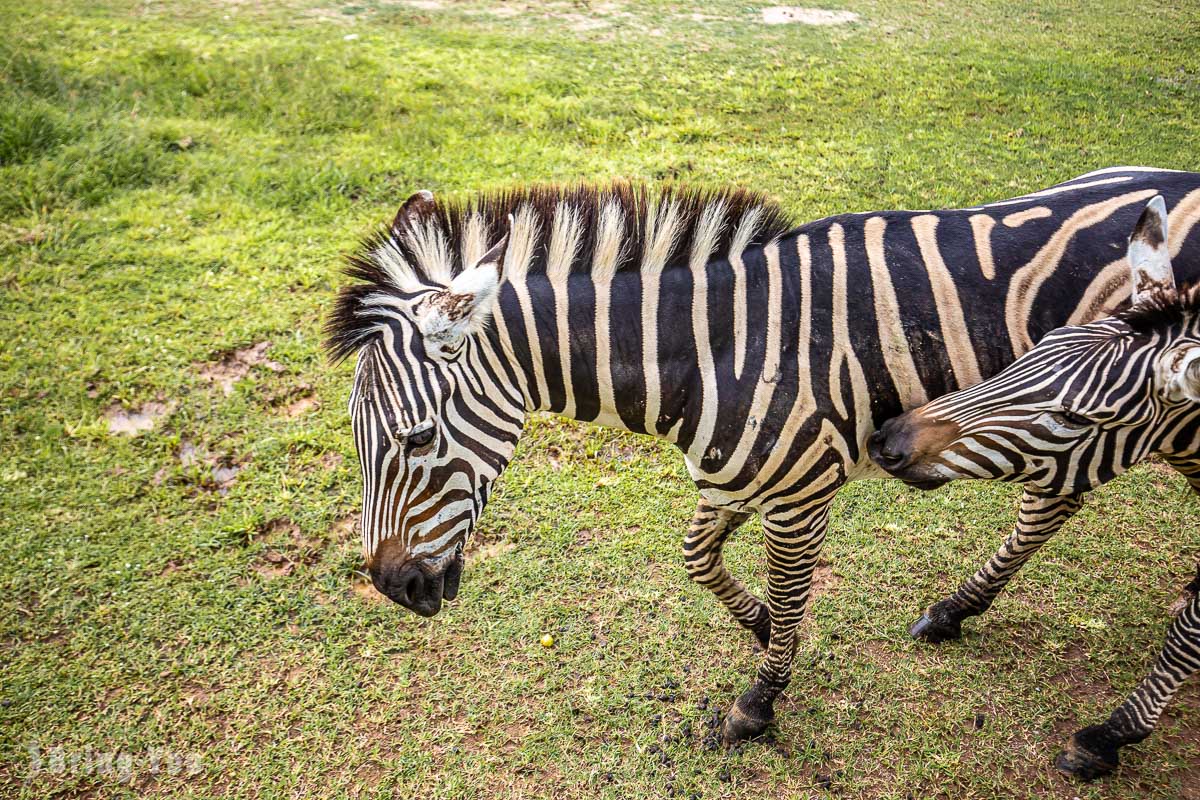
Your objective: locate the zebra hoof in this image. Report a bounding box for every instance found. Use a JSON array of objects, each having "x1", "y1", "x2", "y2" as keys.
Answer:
[
  {"x1": 1054, "y1": 727, "x2": 1120, "y2": 781},
  {"x1": 720, "y1": 700, "x2": 773, "y2": 747},
  {"x1": 908, "y1": 612, "x2": 962, "y2": 643}
]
